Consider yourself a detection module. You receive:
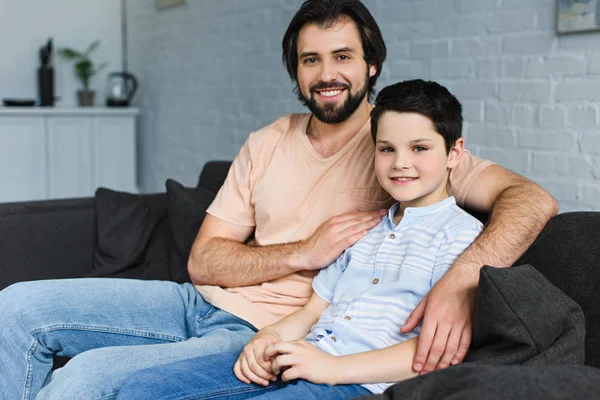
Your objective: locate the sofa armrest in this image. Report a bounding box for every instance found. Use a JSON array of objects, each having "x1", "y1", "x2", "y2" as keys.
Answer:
[{"x1": 0, "y1": 197, "x2": 97, "y2": 290}]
